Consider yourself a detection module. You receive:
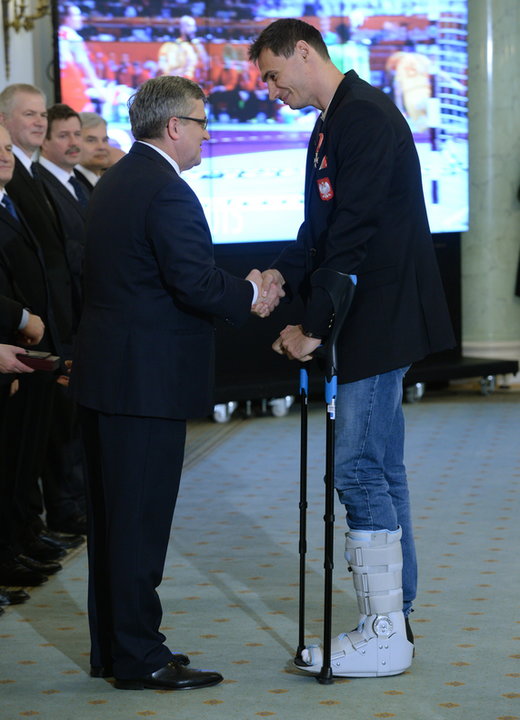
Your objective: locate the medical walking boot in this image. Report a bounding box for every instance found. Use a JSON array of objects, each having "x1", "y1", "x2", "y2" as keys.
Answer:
[{"x1": 296, "y1": 528, "x2": 414, "y2": 677}]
